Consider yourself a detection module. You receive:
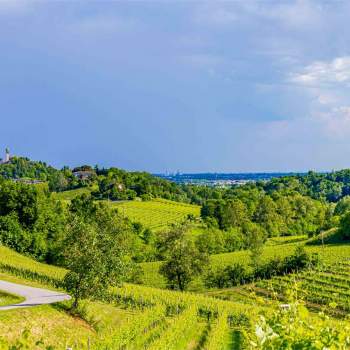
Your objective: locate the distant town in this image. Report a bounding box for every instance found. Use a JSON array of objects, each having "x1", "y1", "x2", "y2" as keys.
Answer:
[{"x1": 156, "y1": 172, "x2": 305, "y2": 187}]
